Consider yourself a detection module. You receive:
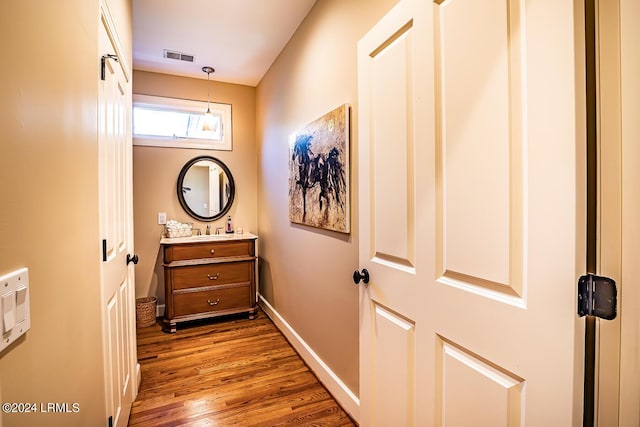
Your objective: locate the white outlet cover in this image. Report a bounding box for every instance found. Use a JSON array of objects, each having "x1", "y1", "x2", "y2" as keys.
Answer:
[{"x1": 158, "y1": 212, "x2": 167, "y2": 225}]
